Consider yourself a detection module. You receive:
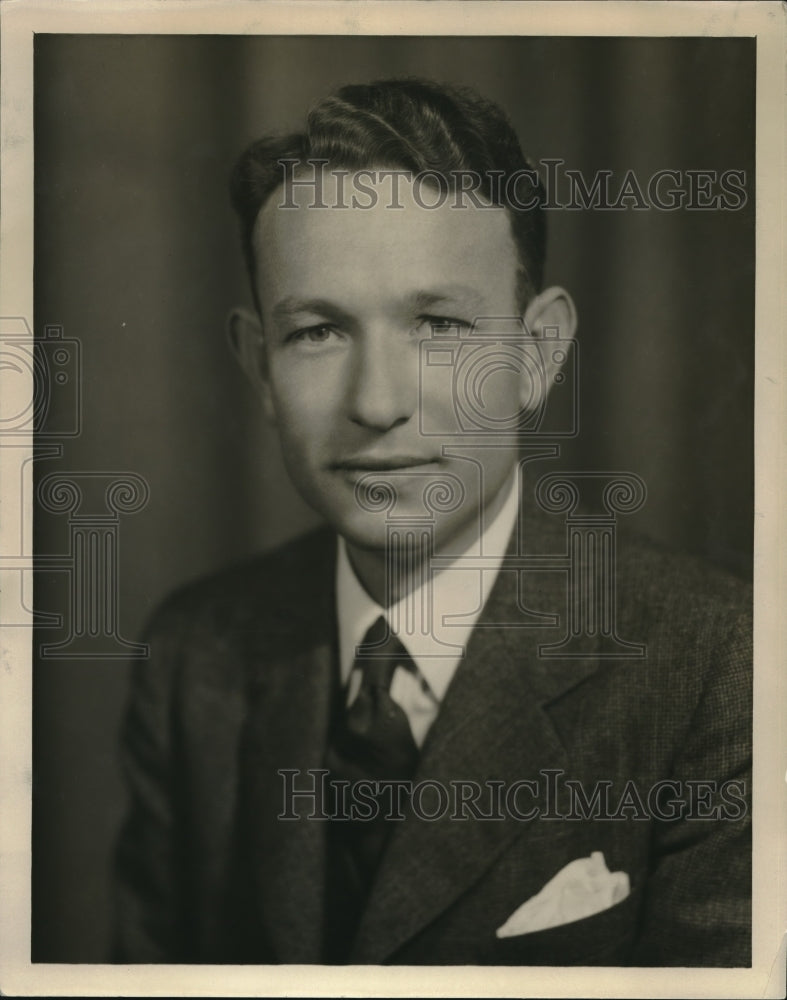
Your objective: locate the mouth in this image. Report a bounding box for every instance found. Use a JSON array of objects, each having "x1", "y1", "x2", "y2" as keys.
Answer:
[{"x1": 331, "y1": 455, "x2": 440, "y2": 473}]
